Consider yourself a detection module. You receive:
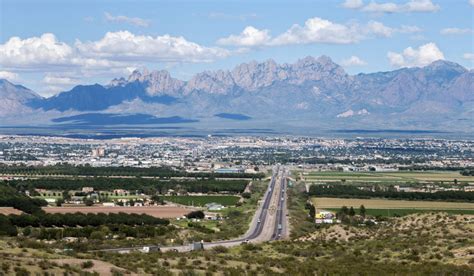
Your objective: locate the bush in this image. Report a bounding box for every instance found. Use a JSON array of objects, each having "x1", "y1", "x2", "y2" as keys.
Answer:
[
  {"x1": 186, "y1": 211, "x2": 205, "y2": 219},
  {"x1": 81, "y1": 260, "x2": 94, "y2": 269},
  {"x1": 212, "y1": 245, "x2": 229, "y2": 254}
]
